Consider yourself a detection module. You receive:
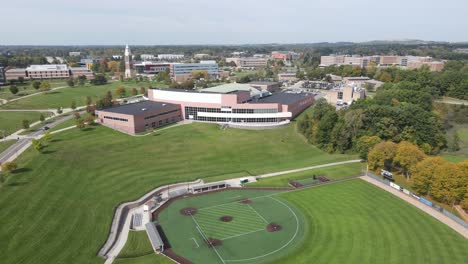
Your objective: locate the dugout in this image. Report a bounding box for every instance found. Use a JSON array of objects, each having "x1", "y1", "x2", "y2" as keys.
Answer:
[
  {"x1": 145, "y1": 222, "x2": 165, "y2": 252},
  {"x1": 191, "y1": 182, "x2": 227, "y2": 194}
]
